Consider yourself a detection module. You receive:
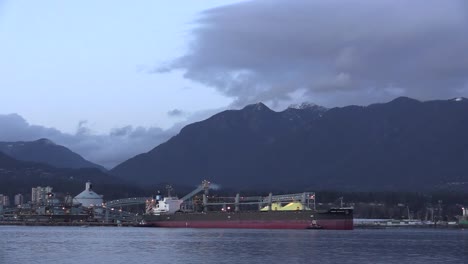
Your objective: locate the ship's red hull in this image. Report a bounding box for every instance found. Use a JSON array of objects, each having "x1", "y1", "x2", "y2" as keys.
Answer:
[
  {"x1": 142, "y1": 209, "x2": 353, "y2": 230},
  {"x1": 148, "y1": 219, "x2": 352, "y2": 230}
]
